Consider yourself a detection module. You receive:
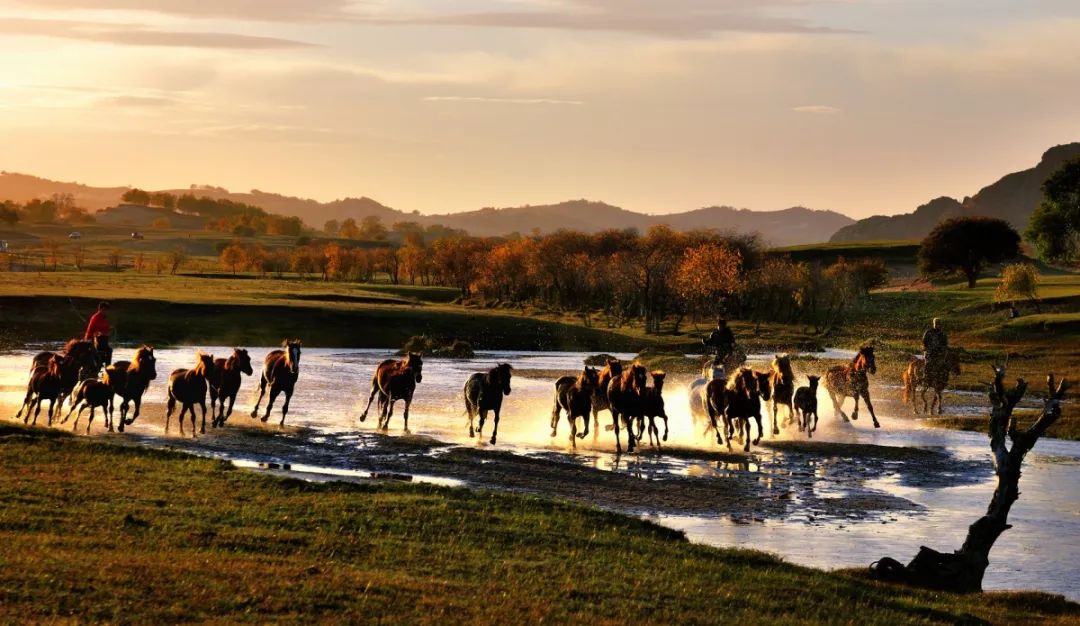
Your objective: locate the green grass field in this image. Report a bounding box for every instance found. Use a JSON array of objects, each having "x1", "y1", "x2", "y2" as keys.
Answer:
[{"x1": 0, "y1": 424, "x2": 1075, "y2": 625}]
